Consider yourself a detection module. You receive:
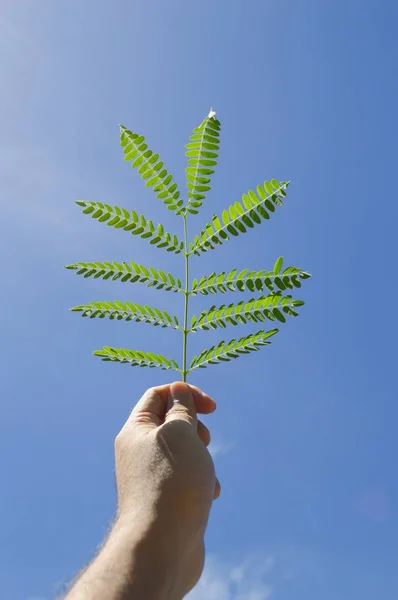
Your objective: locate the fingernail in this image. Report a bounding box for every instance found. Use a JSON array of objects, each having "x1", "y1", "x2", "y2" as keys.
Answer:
[{"x1": 170, "y1": 381, "x2": 189, "y2": 403}]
